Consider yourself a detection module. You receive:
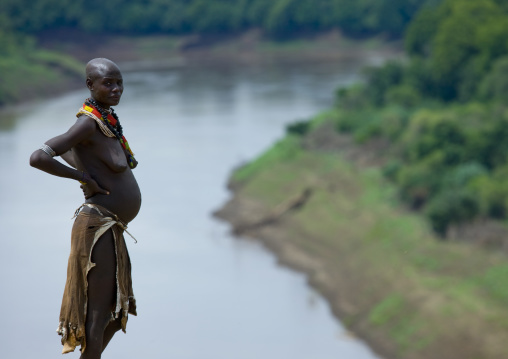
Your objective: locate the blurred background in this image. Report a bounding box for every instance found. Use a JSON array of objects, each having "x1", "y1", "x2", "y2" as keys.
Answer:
[{"x1": 1, "y1": 1, "x2": 508, "y2": 359}]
